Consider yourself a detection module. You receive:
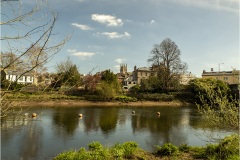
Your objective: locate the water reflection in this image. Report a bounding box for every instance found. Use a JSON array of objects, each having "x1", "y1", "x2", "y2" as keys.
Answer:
[
  {"x1": 131, "y1": 107, "x2": 188, "y2": 149},
  {"x1": 99, "y1": 108, "x2": 118, "y2": 135},
  {"x1": 82, "y1": 108, "x2": 99, "y2": 133},
  {"x1": 1, "y1": 116, "x2": 43, "y2": 160},
  {"x1": 1, "y1": 106, "x2": 235, "y2": 160},
  {"x1": 18, "y1": 120, "x2": 43, "y2": 160},
  {"x1": 52, "y1": 108, "x2": 79, "y2": 135}
]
